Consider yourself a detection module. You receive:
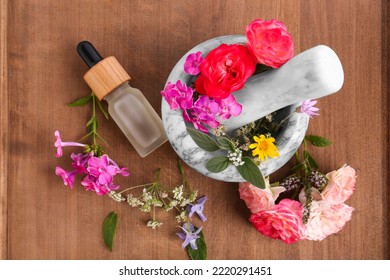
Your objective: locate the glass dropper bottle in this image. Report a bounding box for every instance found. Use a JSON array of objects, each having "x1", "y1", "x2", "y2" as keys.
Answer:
[{"x1": 77, "y1": 41, "x2": 167, "y2": 157}]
